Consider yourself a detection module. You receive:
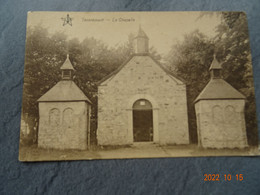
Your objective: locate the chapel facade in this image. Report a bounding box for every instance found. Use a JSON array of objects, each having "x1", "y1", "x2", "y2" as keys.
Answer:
[
  {"x1": 194, "y1": 55, "x2": 248, "y2": 149},
  {"x1": 97, "y1": 27, "x2": 190, "y2": 145},
  {"x1": 37, "y1": 55, "x2": 92, "y2": 150}
]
